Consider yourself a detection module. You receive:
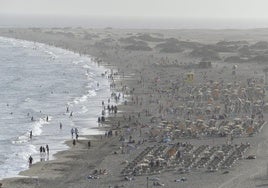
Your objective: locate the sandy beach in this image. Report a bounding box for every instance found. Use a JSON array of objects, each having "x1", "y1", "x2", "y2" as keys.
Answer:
[{"x1": 1, "y1": 28, "x2": 268, "y2": 188}]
